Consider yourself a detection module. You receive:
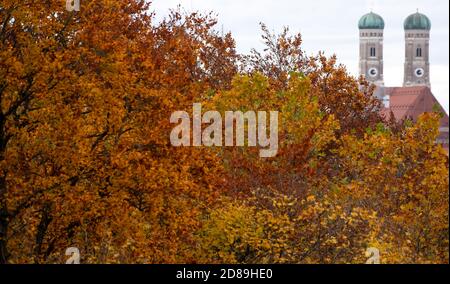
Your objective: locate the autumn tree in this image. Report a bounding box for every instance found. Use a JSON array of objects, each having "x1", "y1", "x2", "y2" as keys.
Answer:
[
  {"x1": 335, "y1": 113, "x2": 449, "y2": 263},
  {"x1": 242, "y1": 24, "x2": 383, "y2": 136},
  {"x1": 202, "y1": 26, "x2": 448, "y2": 264},
  {"x1": 199, "y1": 72, "x2": 448, "y2": 264},
  {"x1": 0, "y1": 0, "x2": 236, "y2": 263},
  {"x1": 198, "y1": 72, "x2": 376, "y2": 263}
]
